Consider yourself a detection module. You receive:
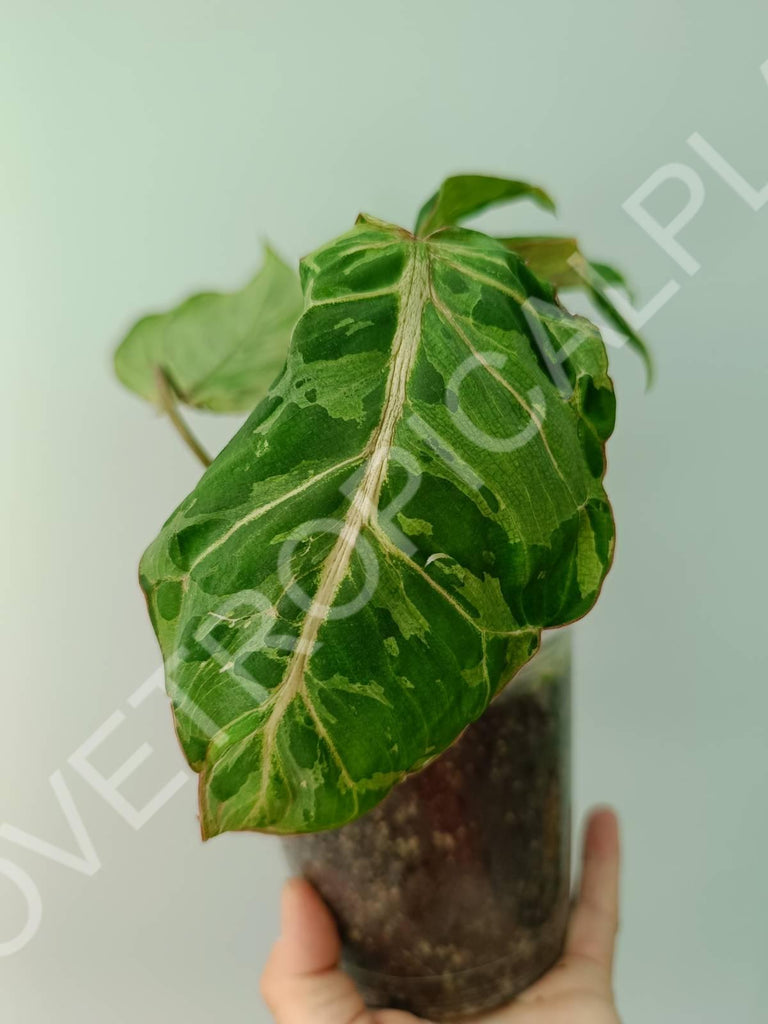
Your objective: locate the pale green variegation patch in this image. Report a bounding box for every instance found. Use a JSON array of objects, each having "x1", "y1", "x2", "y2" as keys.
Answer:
[{"x1": 139, "y1": 214, "x2": 616, "y2": 837}]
